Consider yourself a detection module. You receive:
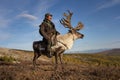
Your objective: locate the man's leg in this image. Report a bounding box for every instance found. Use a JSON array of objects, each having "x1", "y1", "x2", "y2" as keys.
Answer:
[{"x1": 46, "y1": 41, "x2": 52, "y2": 58}]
